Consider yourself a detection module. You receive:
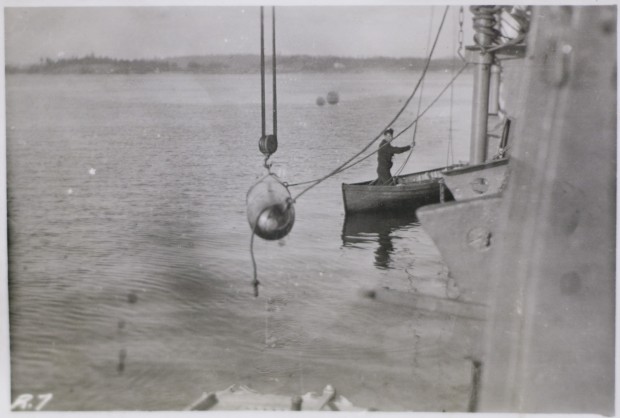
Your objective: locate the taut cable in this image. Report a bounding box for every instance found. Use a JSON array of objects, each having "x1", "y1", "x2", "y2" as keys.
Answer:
[{"x1": 292, "y1": 6, "x2": 451, "y2": 201}]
